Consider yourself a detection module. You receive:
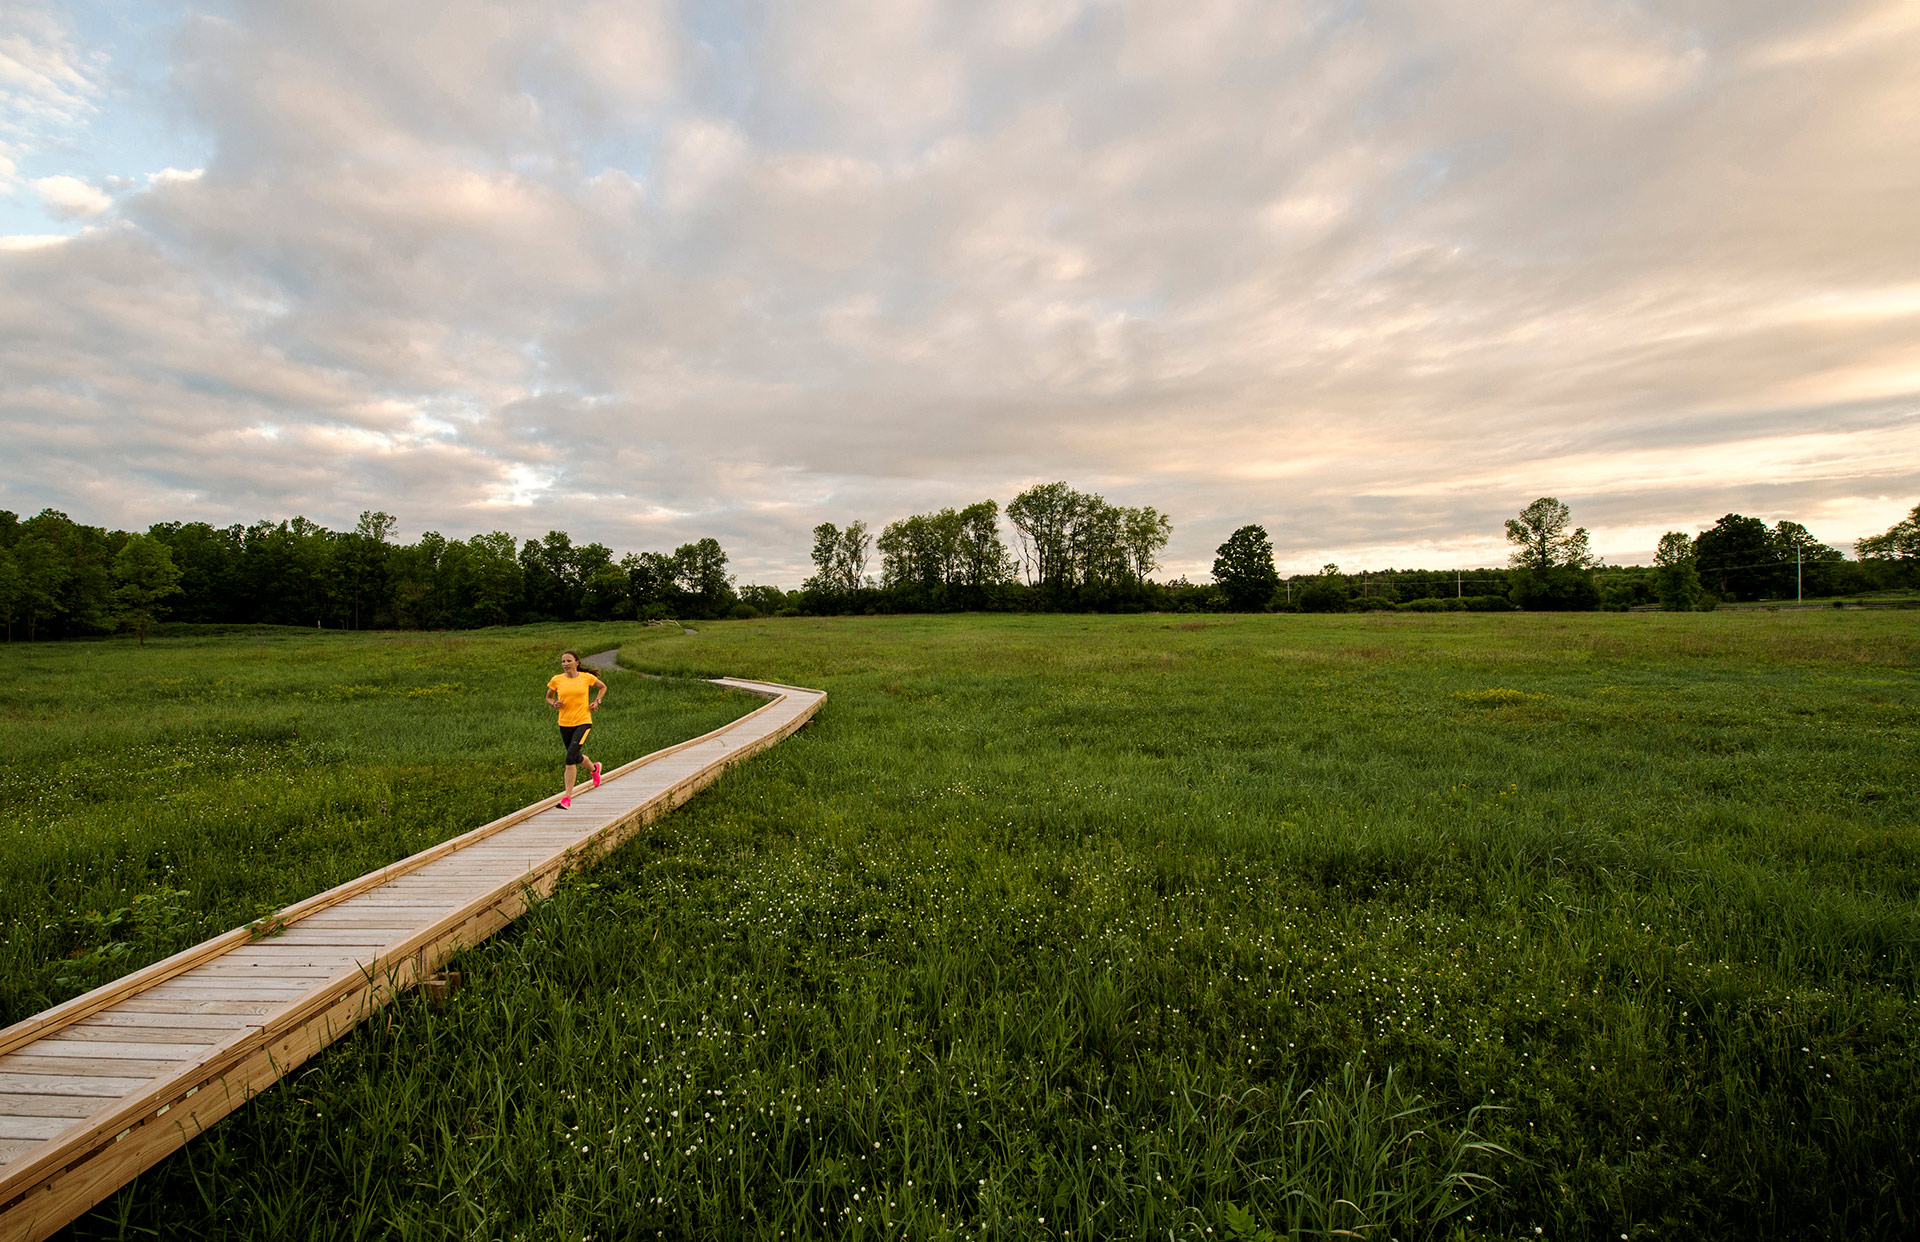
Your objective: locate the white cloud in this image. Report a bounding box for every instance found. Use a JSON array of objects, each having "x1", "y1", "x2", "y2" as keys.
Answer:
[
  {"x1": 0, "y1": 7, "x2": 102, "y2": 136},
  {"x1": 32, "y1": 173, "x2": 111, "y2": 218}
]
